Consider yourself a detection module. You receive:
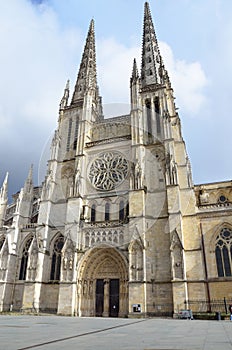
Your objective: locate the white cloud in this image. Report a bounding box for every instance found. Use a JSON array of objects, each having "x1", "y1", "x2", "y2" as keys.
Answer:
[
  {"x1": 96, "y1": 38, "x2": 208, "y2": 118},
  {"x1": 160, "y1": 42, "x2": 209, "y2": 117},
  {"x1": 0, "y1": 0, "x2": 209, "y2": 196},
  {"x1": 97, "y1": 38, "x2": 141, "y2": 105},
  {"x1": 0, "y1": 1, "x2": 81, "y2": 132},
  {"x1": 0, "y1": 0, "x2": 82, "y2": 194}
]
